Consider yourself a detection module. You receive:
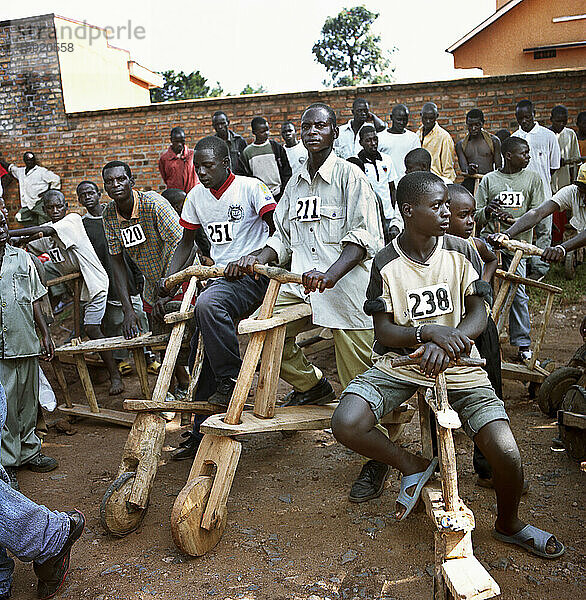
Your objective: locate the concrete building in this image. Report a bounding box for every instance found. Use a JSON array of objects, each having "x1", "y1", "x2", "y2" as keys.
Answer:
[{"x1": 447, "y1": 0, "x2": 586, "y2": 76}]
